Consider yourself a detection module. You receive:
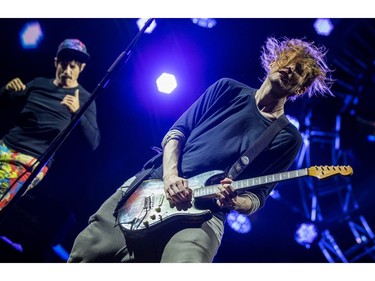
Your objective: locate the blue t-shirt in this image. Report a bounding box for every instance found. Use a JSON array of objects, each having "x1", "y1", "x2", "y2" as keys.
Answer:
[{"x1": 152, "y1": 78, "x2": 302, "y2": 213}]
